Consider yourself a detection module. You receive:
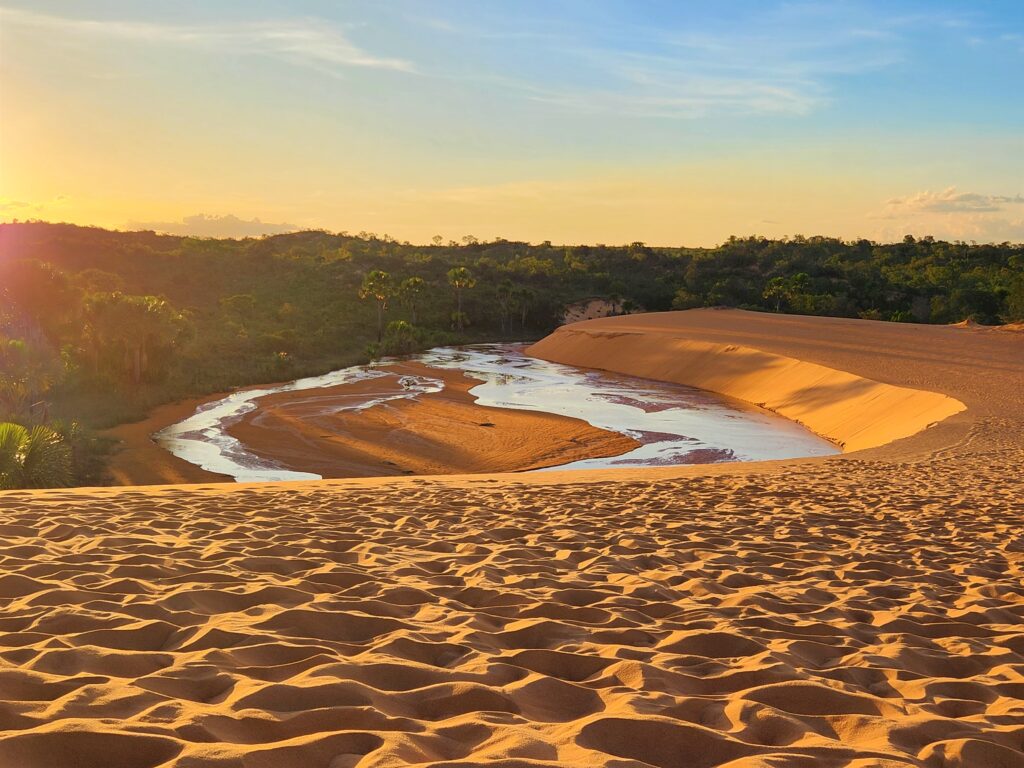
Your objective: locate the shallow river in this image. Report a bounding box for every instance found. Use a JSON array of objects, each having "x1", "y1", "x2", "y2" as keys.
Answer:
[{"x1": 155, "y1": 343, "x2": 839, "y2": 482}]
